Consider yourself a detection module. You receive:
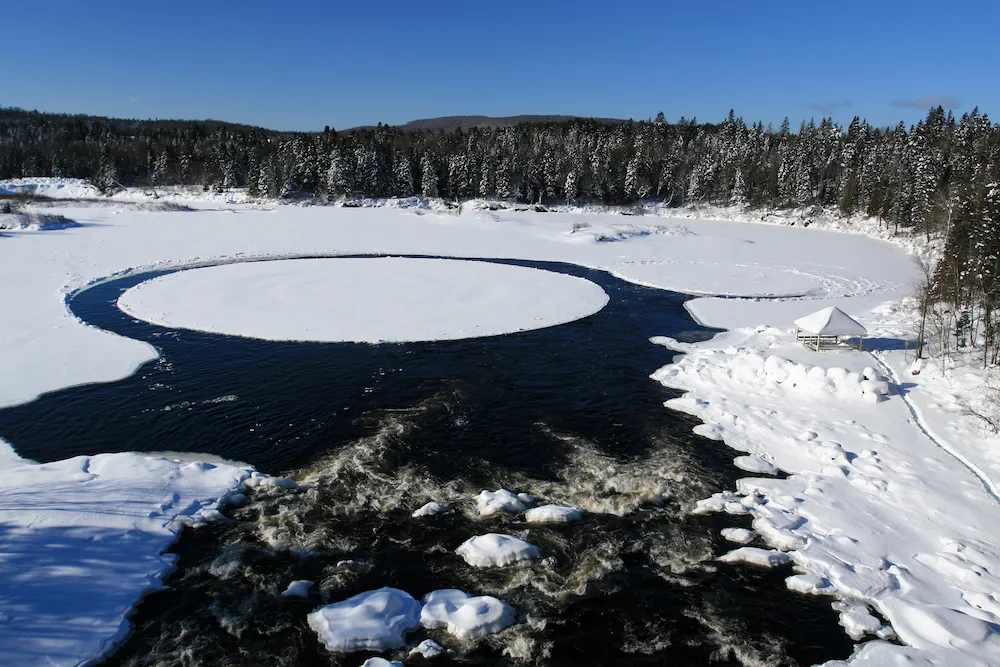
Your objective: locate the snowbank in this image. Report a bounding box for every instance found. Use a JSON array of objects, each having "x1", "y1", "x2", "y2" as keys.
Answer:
[
  {"x1": 420, "y1": 589, "x2": 516, "y2": 639},
  {"x1": 653, "y1": 326, "x2": 1000, "y2": 665},
  {"x1": 455, "y1": 534, "x2": 541, "y2": 567},
  {"x1": 0, "y1": 177, "x2": 101, "y2": 199},
  {"x1": 117, "y1": 258, "x2": 610, "y2": 343},
  {"x1": 0, "y1": 451, "x2": 252, "y2": 666},
  {"x1": 307, "y1": 587, "x2": 421, "y2": 653}
]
